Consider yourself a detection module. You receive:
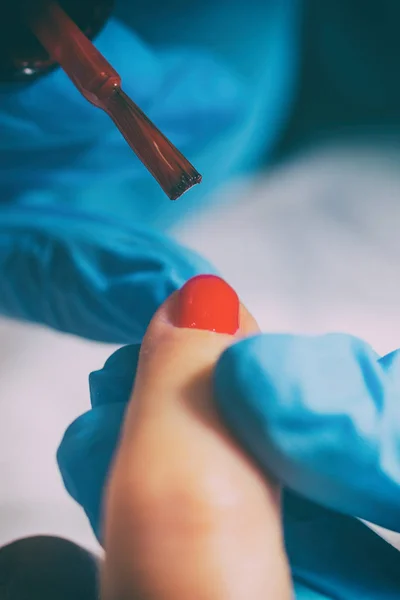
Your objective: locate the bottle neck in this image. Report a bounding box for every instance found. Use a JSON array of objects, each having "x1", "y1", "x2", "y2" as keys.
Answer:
[{"x1": 0, "y1": 0, "x2": 114, "y2": 83}]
